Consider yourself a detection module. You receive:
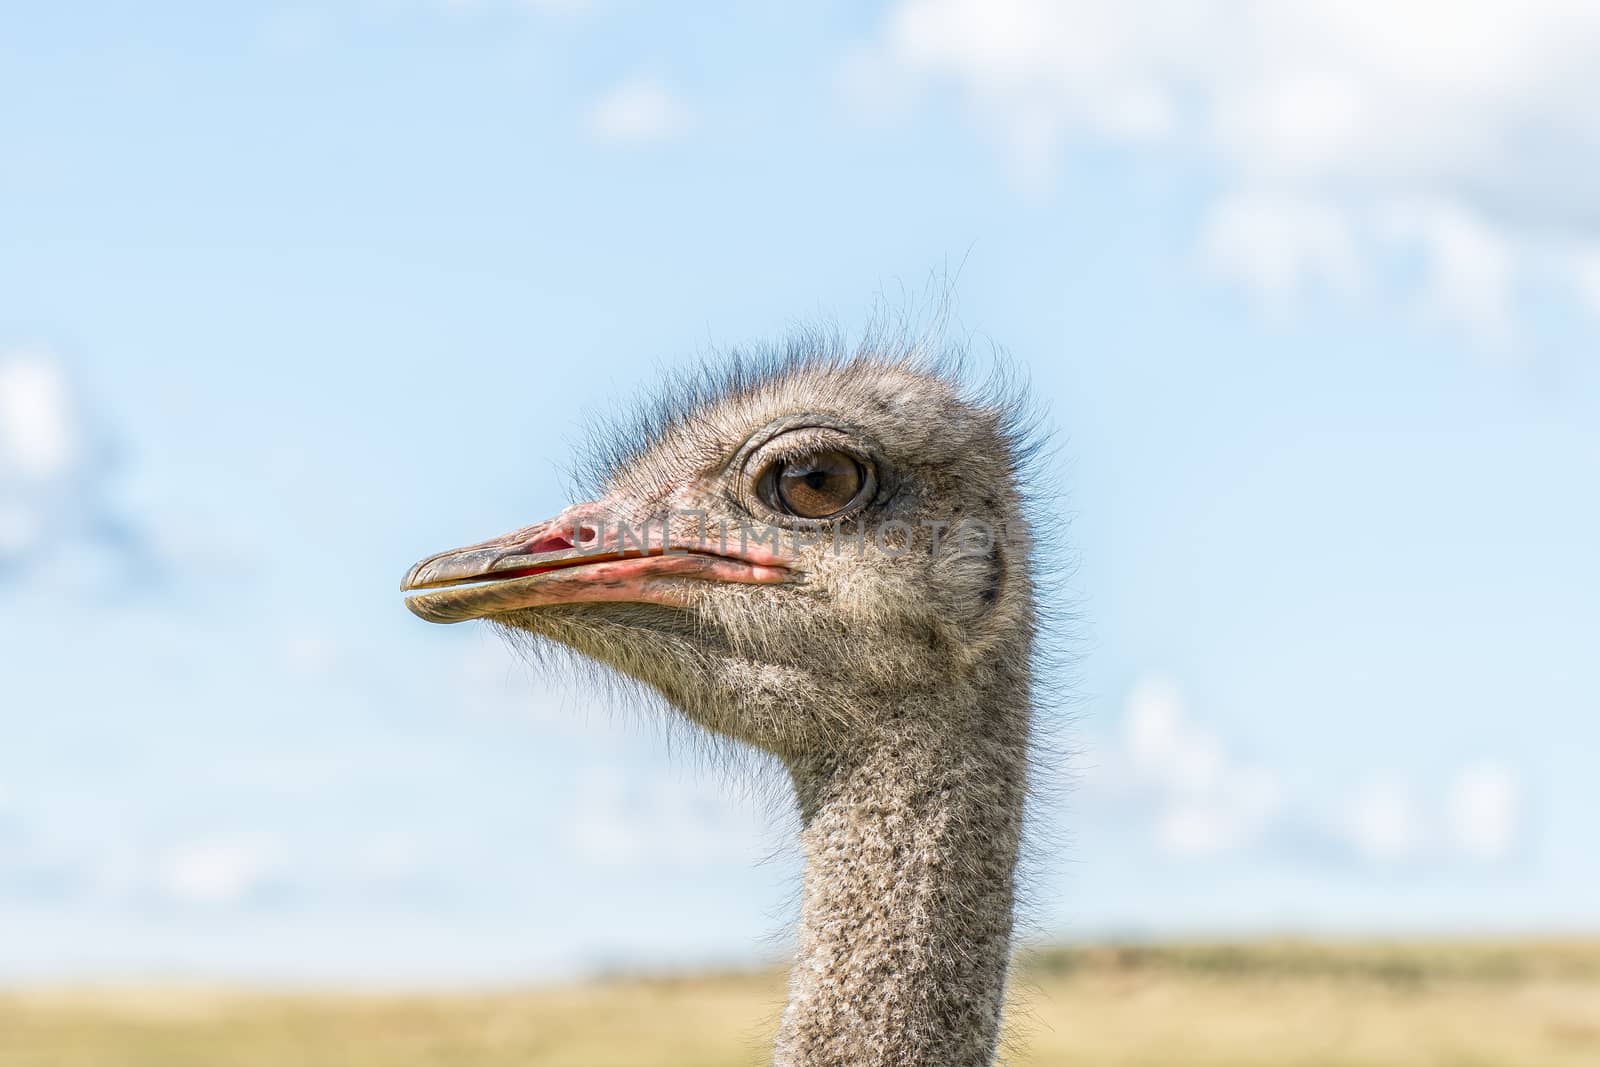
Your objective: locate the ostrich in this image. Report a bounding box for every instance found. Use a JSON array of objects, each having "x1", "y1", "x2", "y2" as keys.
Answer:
[{"x1": 401, "y1": 337, "x2": 1048, "y2": 1067}]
